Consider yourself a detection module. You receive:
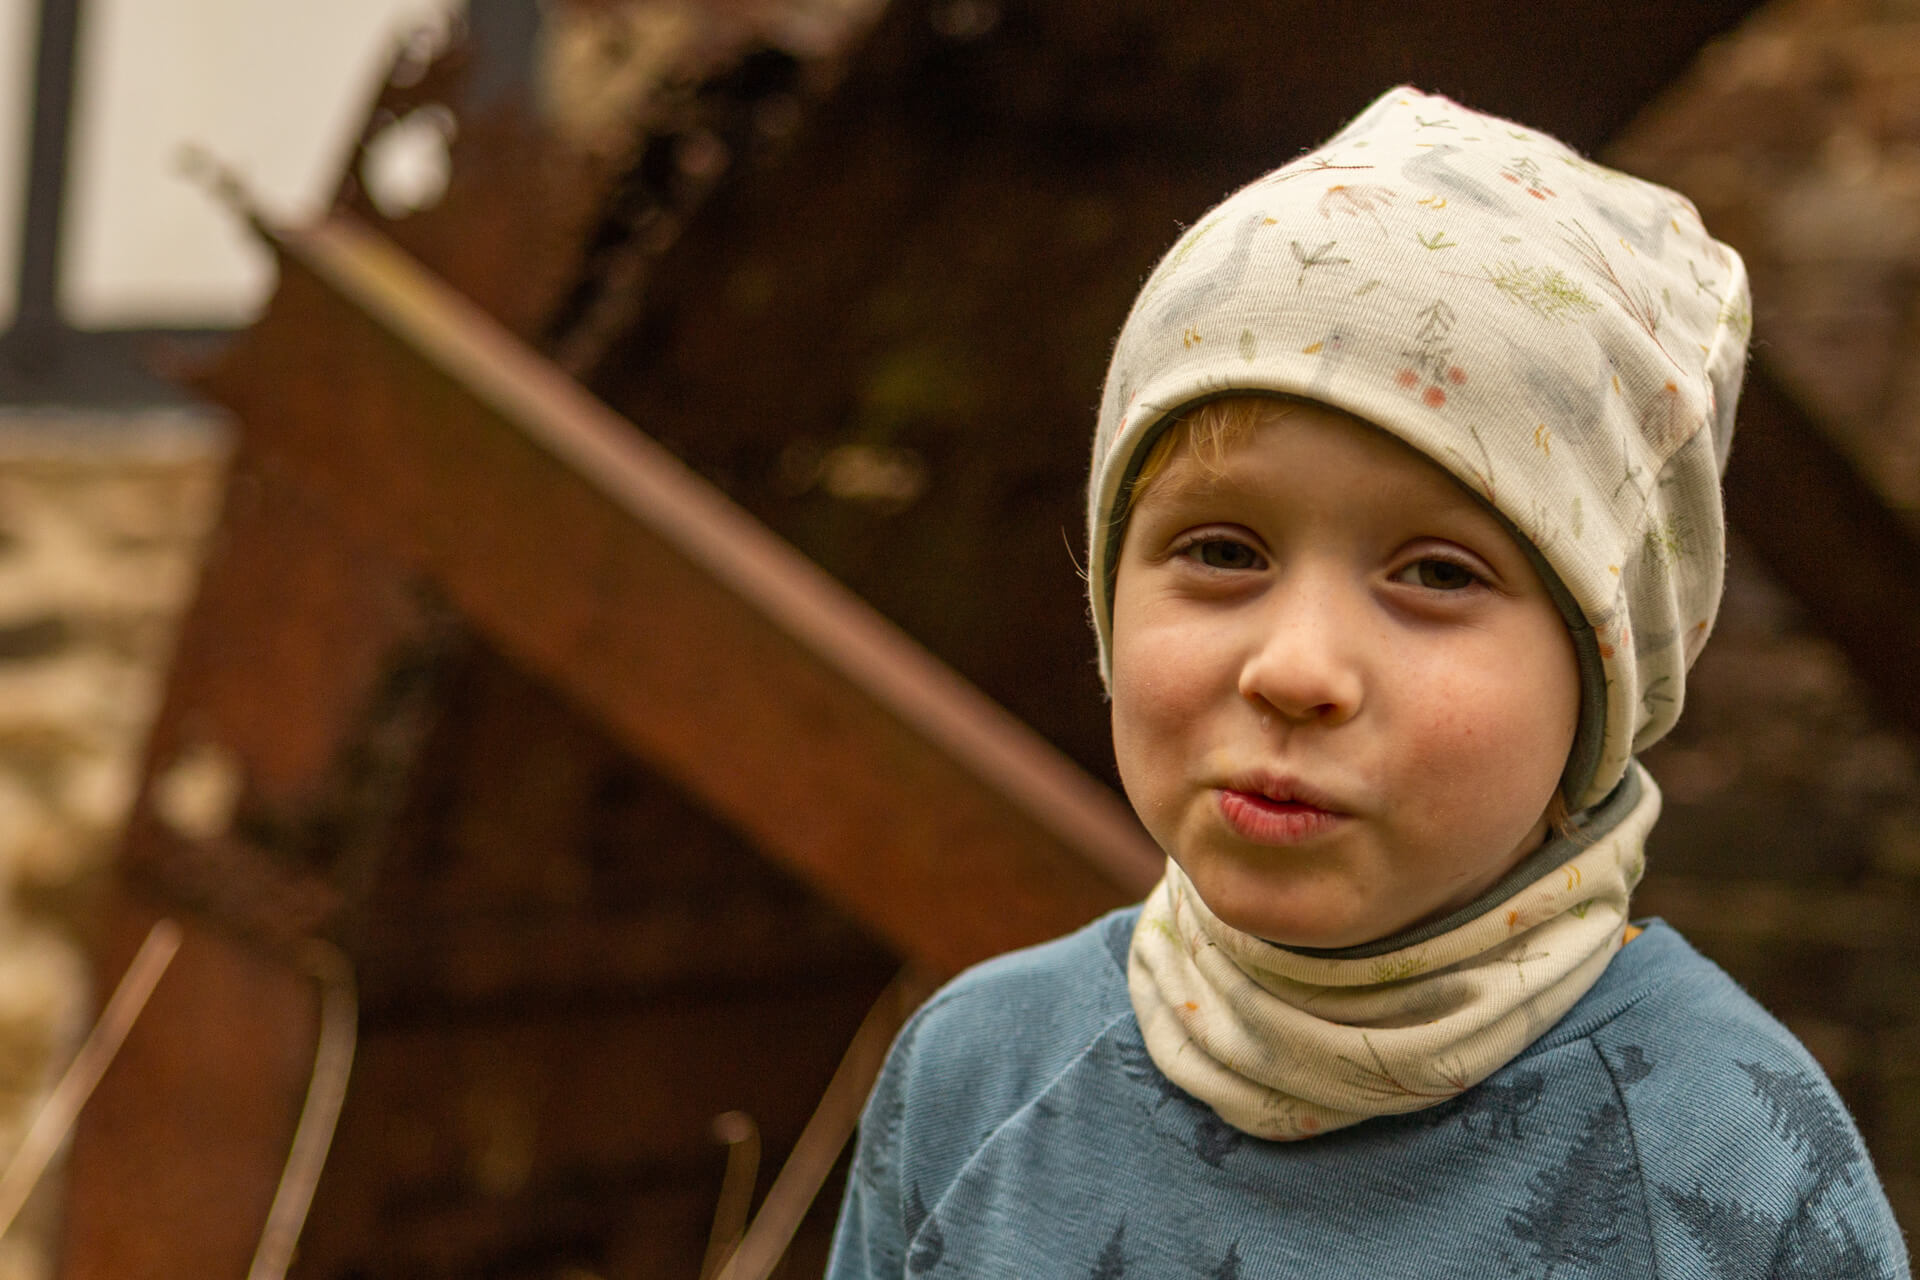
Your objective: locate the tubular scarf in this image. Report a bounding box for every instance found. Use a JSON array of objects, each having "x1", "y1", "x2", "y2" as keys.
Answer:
[{"x1": 1128, "y1": 763, "x2": 1659, "y2": 1140}]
